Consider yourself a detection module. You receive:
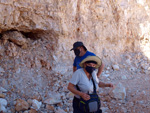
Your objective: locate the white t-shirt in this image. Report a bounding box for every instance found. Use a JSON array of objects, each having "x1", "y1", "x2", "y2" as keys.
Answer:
[{"x1": 69, "y1": 68, "x2": 99, "y2": 98}]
